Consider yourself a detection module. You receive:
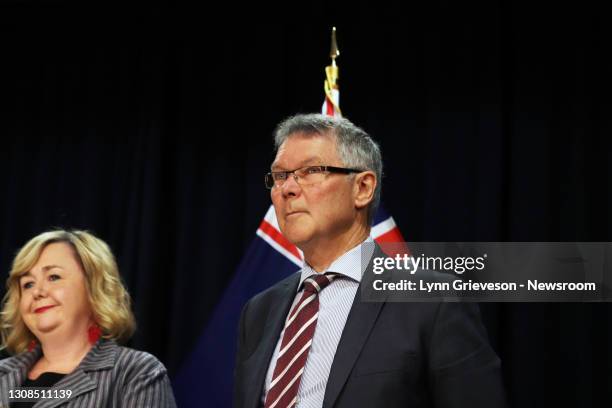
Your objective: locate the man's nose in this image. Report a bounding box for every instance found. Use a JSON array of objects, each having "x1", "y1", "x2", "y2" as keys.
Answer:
[{"x1": 281, "y1": 173, "x2": 302, "y2": 197}]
